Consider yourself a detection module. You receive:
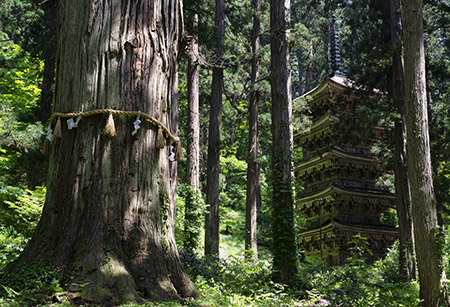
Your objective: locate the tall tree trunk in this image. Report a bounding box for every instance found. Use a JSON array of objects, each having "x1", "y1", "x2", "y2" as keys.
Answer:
[
  {"x1": 38, "y1": 0, "x2": 57, "y2": 122},
  {"x1": 270, "y1": 0, "x2": 298, "y2": 284},
  {"x1": 186, "y1": 10, "x2": 200, "y2": 192},
  {"x1": 291, "y1": 0, "x2": 304, "y2": 96},
  {"x1": 323, "y1": 0, "x2": 330, "y2": 75},
  {"x1": 245, "y1": 0, "x2": 261, "y2": 263},
  {"x1": 388, "y1": 0, "x2": 415, "y2": 282},
  {"x1": 401, "y1": 0, "x2": 447, "y2": 305},
  {"x1": 39, "y1": 57, "x2": 55, "y2": 122},
  {"x1": 184, "y1": 5, "x2": 203, "y2": 254},
  {"x1": 205, "y1": 0, "x2": 225, "y2": 257},
  {"x1": 15, "y1": 0, "x2": 199, "y2": 303},
  {"x1": 305, "y1": 2, "x2": 314, "y2": 90}
]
